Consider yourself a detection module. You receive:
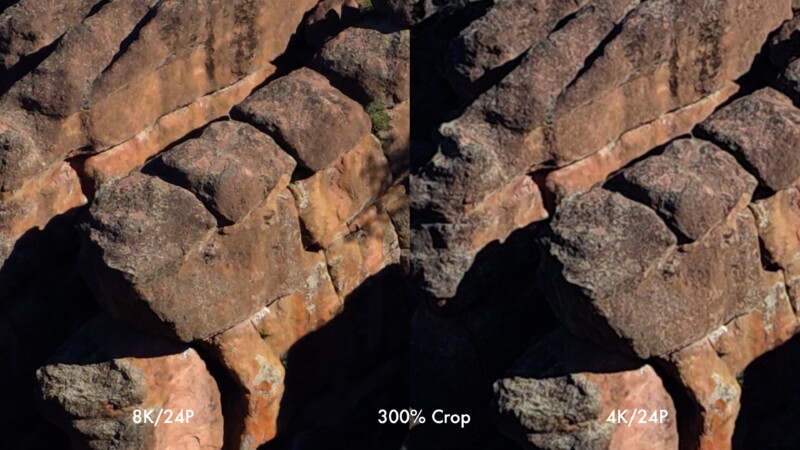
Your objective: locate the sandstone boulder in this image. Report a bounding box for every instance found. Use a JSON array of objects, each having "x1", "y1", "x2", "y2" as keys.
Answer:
[
  {"x1": 35, "y1": 314, "x2": 224, "y2": 450},
  {"x1": 616, "y1": 138, "x2": 756, "y2": 242},
  {"x1": 541, "y1": 188, "x2": 767, "y2": 358},
  {"x1": 698, "y1": 88, "x2": 800, "y2": 192},
  {"x1": 152, "y1": 121, "x2": 296, "y2": 225},
  {"x1": 79, "y1": 170, "x2": 308, "y2": 341},
  {"x1": 493, "y1": 329, "x2": 678, "y2": 450},
  {"x1": 206, "y1": 320, "x2": 285, "y2": 450},
  {"x1": 232, "y1": 68, "x2": 372, "y2": 172},
  {"x1": 313, "y1": 24, "x2": 410, "y2": 107},
  {"x1": 290, "y1": 135, "x2": 390, "y2": 248}
]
